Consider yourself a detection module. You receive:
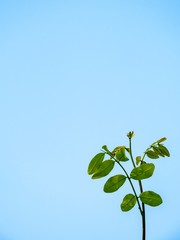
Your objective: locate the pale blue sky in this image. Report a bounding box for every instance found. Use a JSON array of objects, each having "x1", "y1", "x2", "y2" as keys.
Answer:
[{"x1": 0, "y1": 1, "x2": 180, "y2": 239}]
